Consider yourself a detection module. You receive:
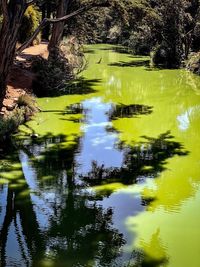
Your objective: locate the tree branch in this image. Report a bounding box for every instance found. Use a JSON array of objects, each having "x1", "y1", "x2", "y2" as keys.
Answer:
[
  {"x1": 16, "y1": 1, "x2": 110, "y2": 54},
  {"x1": 26, "y1": 0, "x2": 38, "y2": 7}
]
